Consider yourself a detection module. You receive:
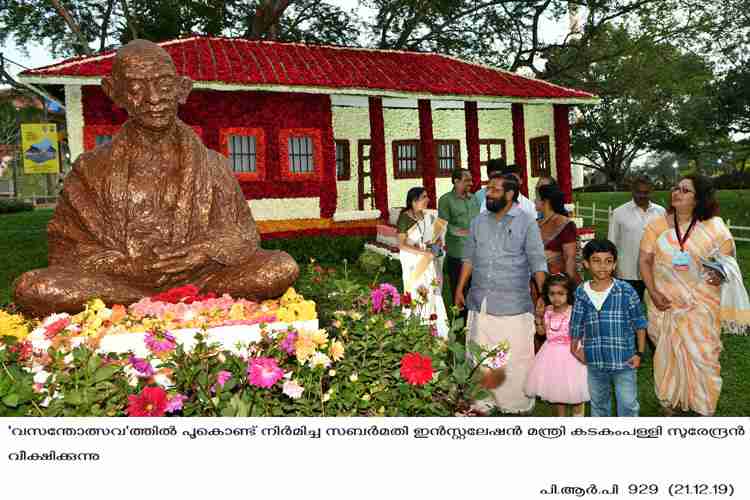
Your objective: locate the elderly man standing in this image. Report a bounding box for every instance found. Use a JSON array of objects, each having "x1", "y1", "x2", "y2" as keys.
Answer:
[
  {"x1": 455, "y1": 173, "x2": 547, "y2": 414},
  {"x1": 608, "y1": 176, "x2": 665, "y2": 301}
]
